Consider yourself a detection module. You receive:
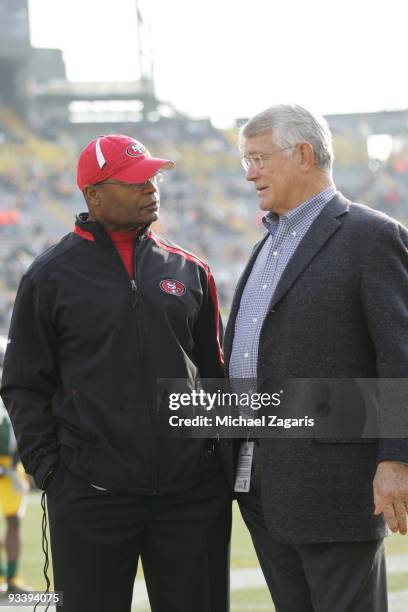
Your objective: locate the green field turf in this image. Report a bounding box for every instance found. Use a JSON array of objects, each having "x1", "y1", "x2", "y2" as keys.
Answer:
[{"x1": 3, "y1": 493, "x2": 407, "y2": 609}]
